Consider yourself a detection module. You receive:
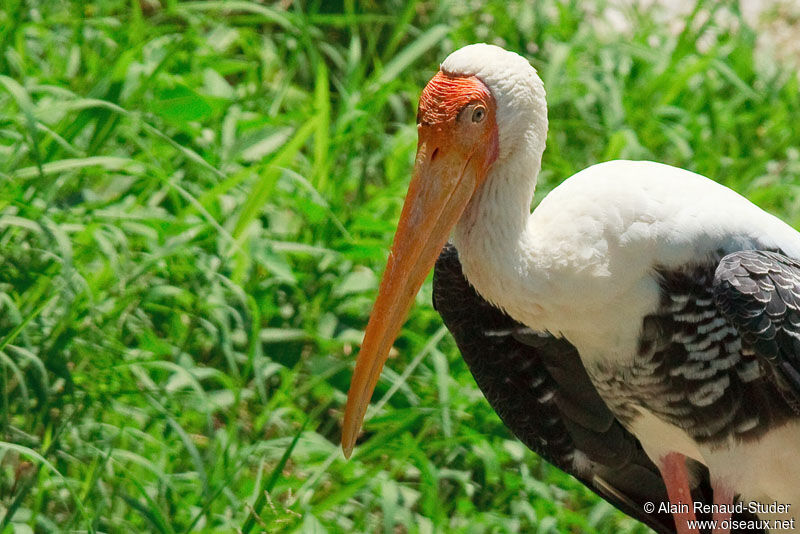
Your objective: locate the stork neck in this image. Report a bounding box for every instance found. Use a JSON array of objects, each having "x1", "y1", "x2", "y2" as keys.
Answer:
[{"x1": 451, "y1": 128, "x2": 545, "y2": 309}]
